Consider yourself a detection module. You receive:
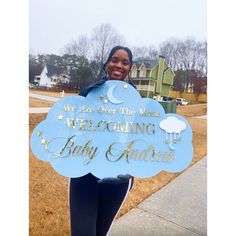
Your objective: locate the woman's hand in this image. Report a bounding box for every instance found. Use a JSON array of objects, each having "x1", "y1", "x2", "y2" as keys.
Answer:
[{"x1": 97, "y1": 174, "x2": 131, "y2": 185}]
